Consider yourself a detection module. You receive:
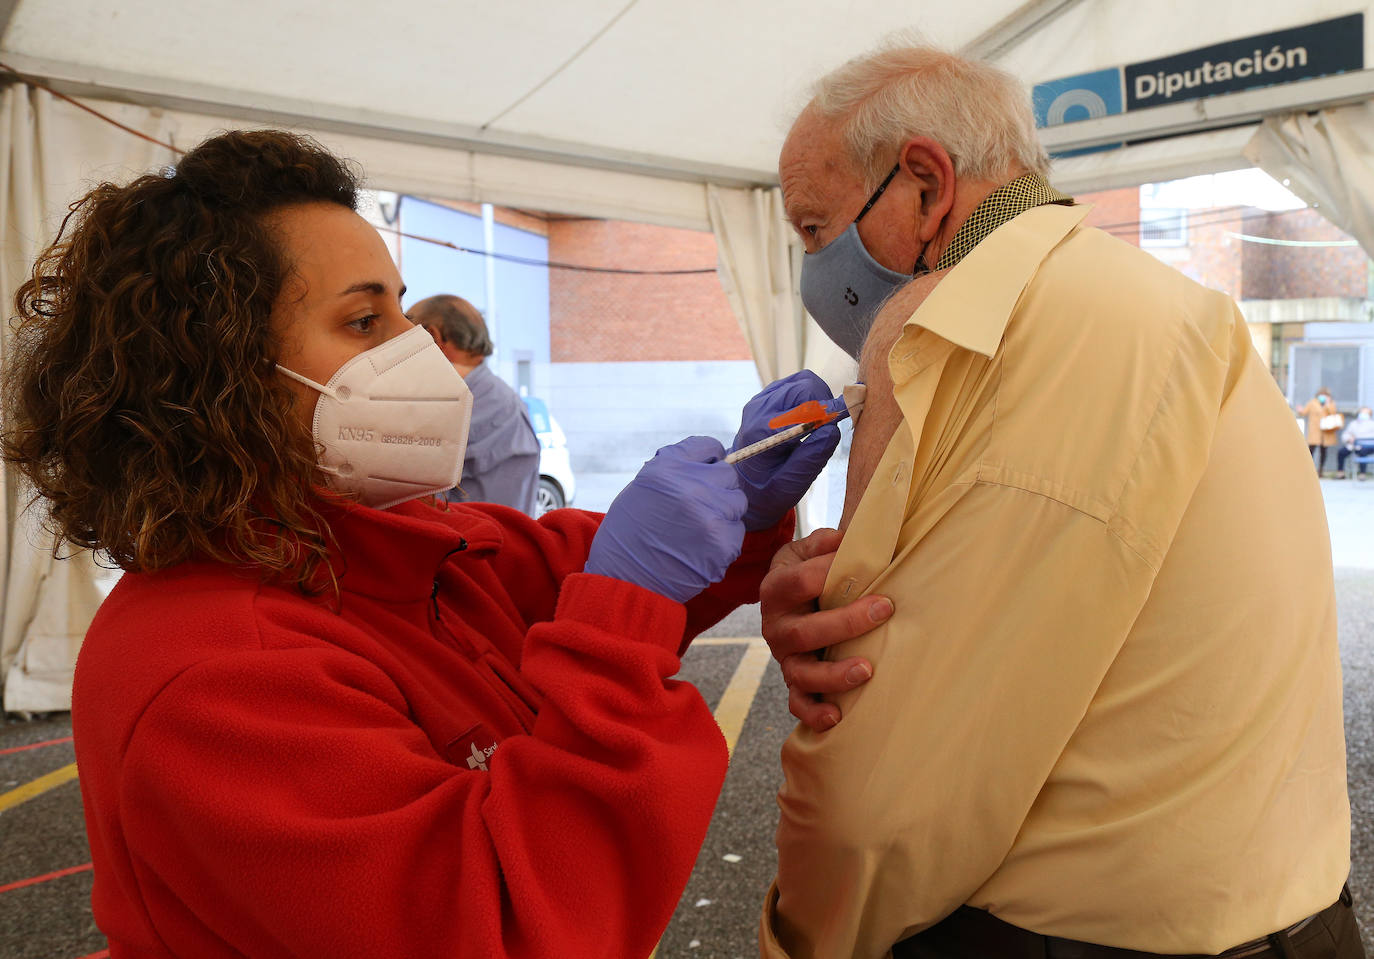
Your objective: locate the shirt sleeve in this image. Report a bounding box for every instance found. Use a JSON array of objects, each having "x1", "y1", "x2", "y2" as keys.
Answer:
[
  {"x1": 764, "y1": 483, "x2": 1157, "y2": 959},
  {"x1": 118, "y1": 575, "x2": 726, "y2": 959}
]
